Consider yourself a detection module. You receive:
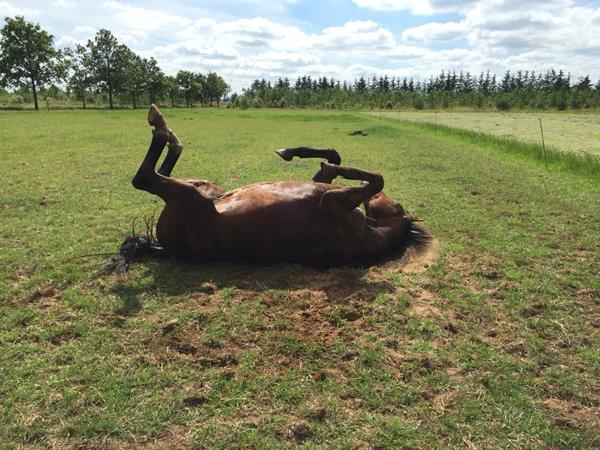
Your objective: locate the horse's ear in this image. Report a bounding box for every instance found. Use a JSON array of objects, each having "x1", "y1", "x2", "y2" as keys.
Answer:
[{"x1": 405, "y1": 214, "x2": 423, "y2": 222}]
